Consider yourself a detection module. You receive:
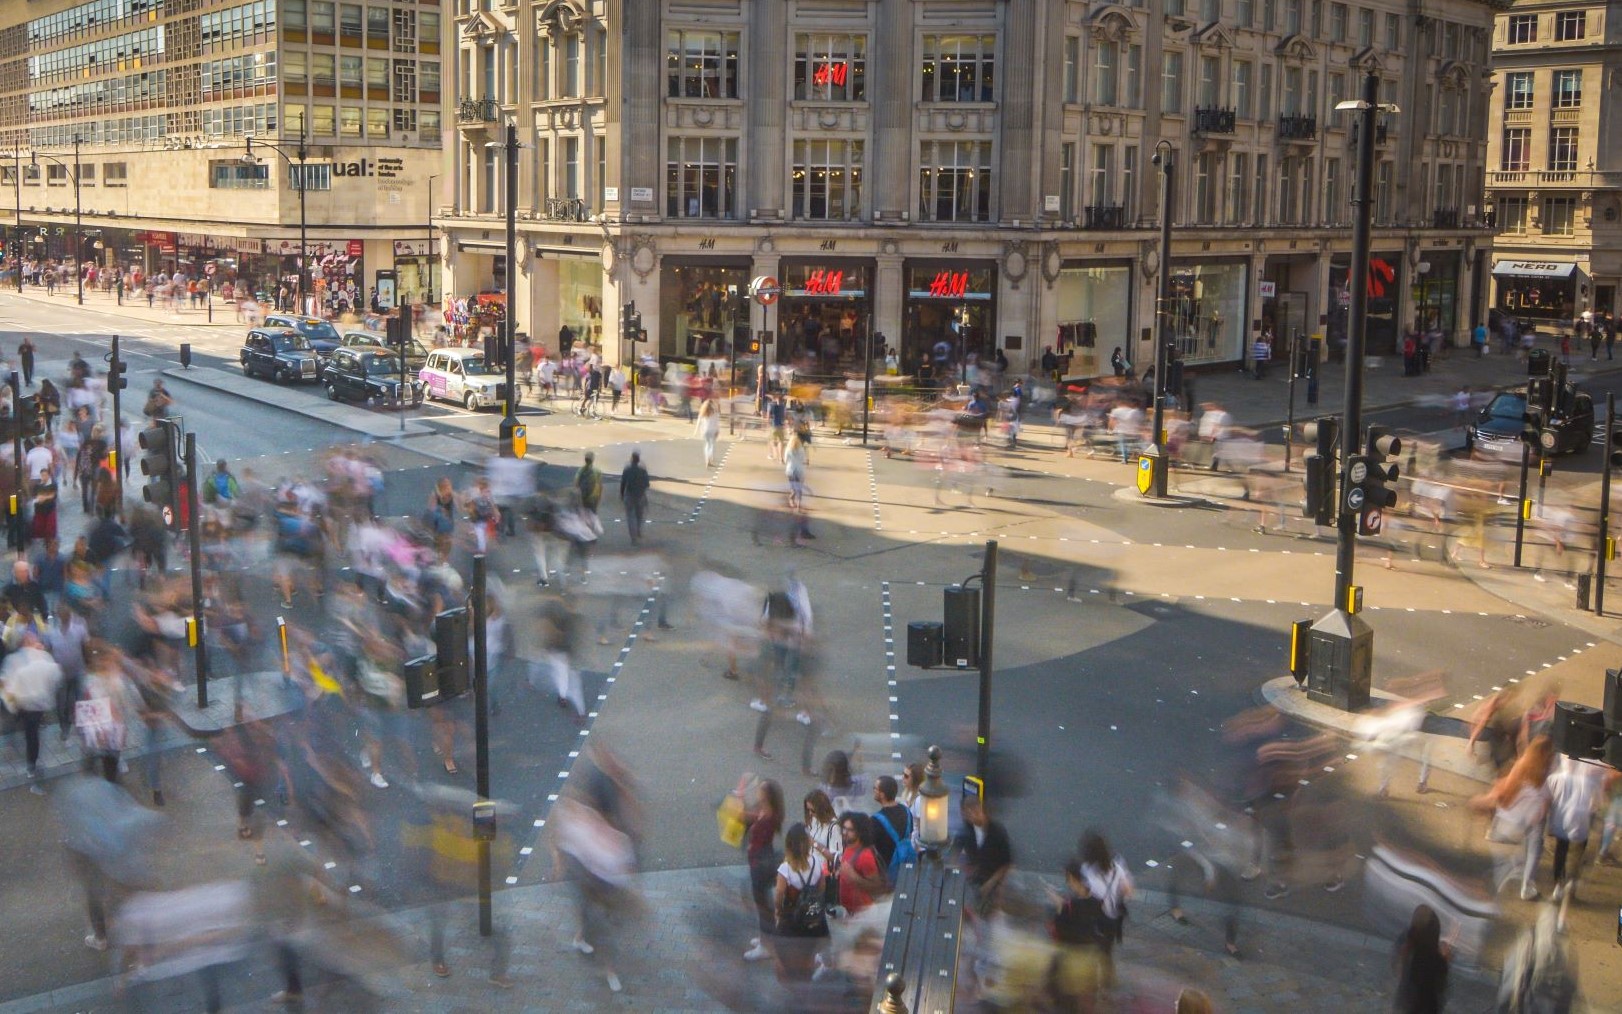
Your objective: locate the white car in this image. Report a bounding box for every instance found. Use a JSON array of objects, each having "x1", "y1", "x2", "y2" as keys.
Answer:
[{"x1": 418, "y1": 348, "x2": 518, "y2": 411}]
